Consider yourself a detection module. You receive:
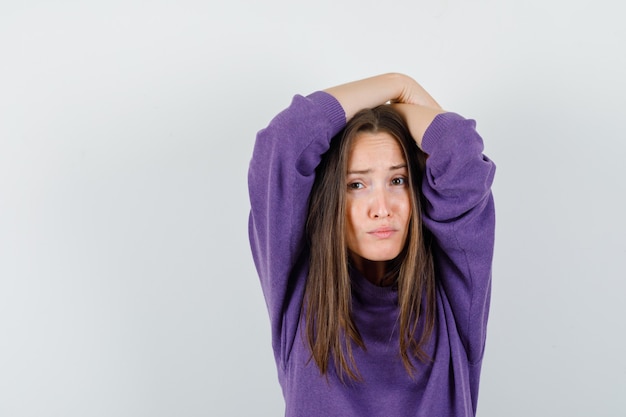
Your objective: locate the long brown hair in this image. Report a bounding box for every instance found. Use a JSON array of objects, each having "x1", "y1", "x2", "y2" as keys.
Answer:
[{"x1": 304, "y1": 105, "x2": 436, "y2": 381}]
